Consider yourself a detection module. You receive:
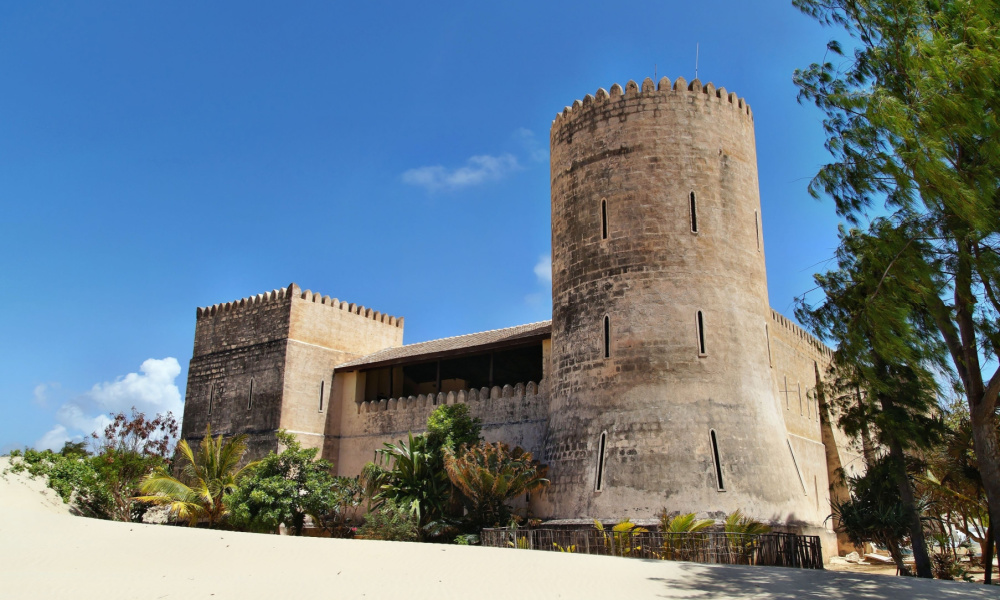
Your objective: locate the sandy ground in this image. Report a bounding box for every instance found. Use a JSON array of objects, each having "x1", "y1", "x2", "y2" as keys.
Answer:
[
  {"x1": 1, "y1": 459, "x2": 994, "y2": 600},
  {"x1": 827, "y1": 556, "x2": 999, "y2": 585}
]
